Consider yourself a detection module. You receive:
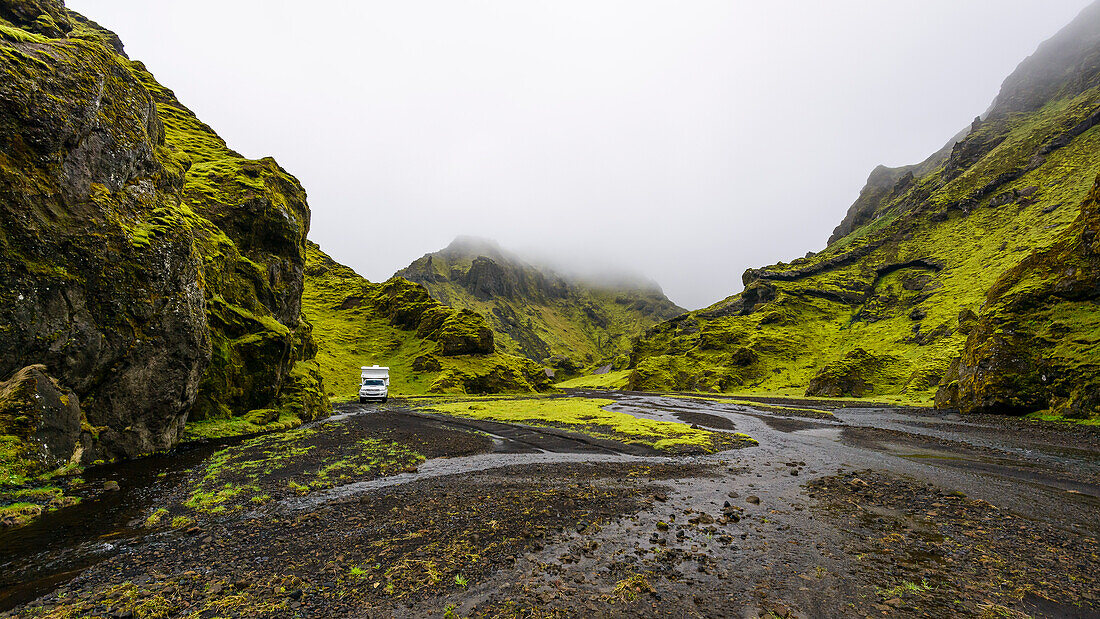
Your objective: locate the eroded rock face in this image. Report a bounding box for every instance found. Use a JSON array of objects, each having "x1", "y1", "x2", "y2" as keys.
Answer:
[
  {"x1": 0, "y1": 1, "x2": 329, "y2": 464},
  {"x1": 0, "y1": 15, "x2": 211, "y2": 459},
  {"x1": 0, "y1": 366, "x2": 82, "y2": 477}
]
